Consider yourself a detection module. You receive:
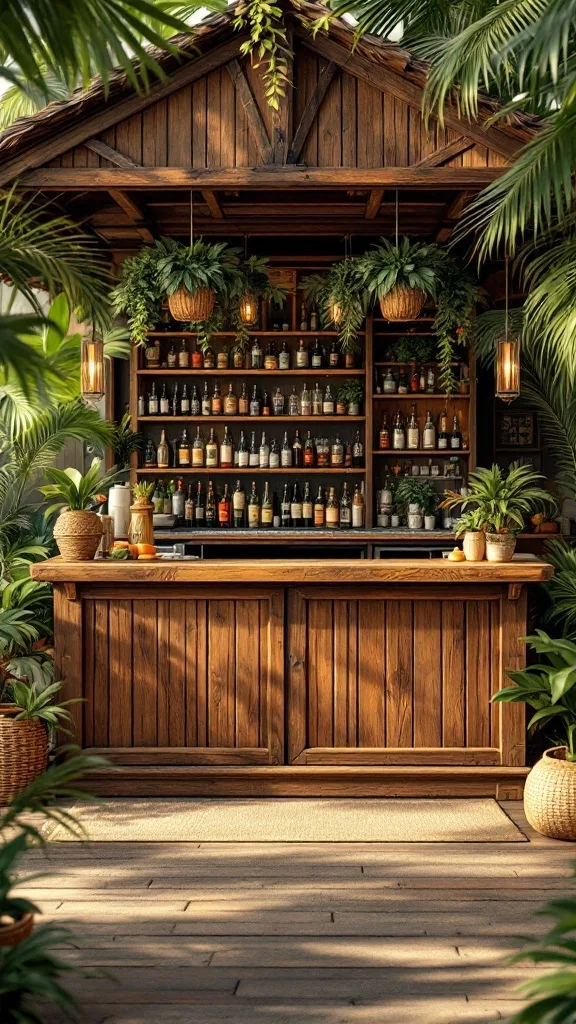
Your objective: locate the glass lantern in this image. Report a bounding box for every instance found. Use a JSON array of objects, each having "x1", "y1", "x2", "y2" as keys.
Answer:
[
  {"x1": 239, "y1": 294, "x2": 259, "y2": 325},
  {"x1": 495, "y1": 335, "x2": 520, "y2": 403},
  {"x1": 81, "y1": 337, "x2": 105, "y2": 400}
]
